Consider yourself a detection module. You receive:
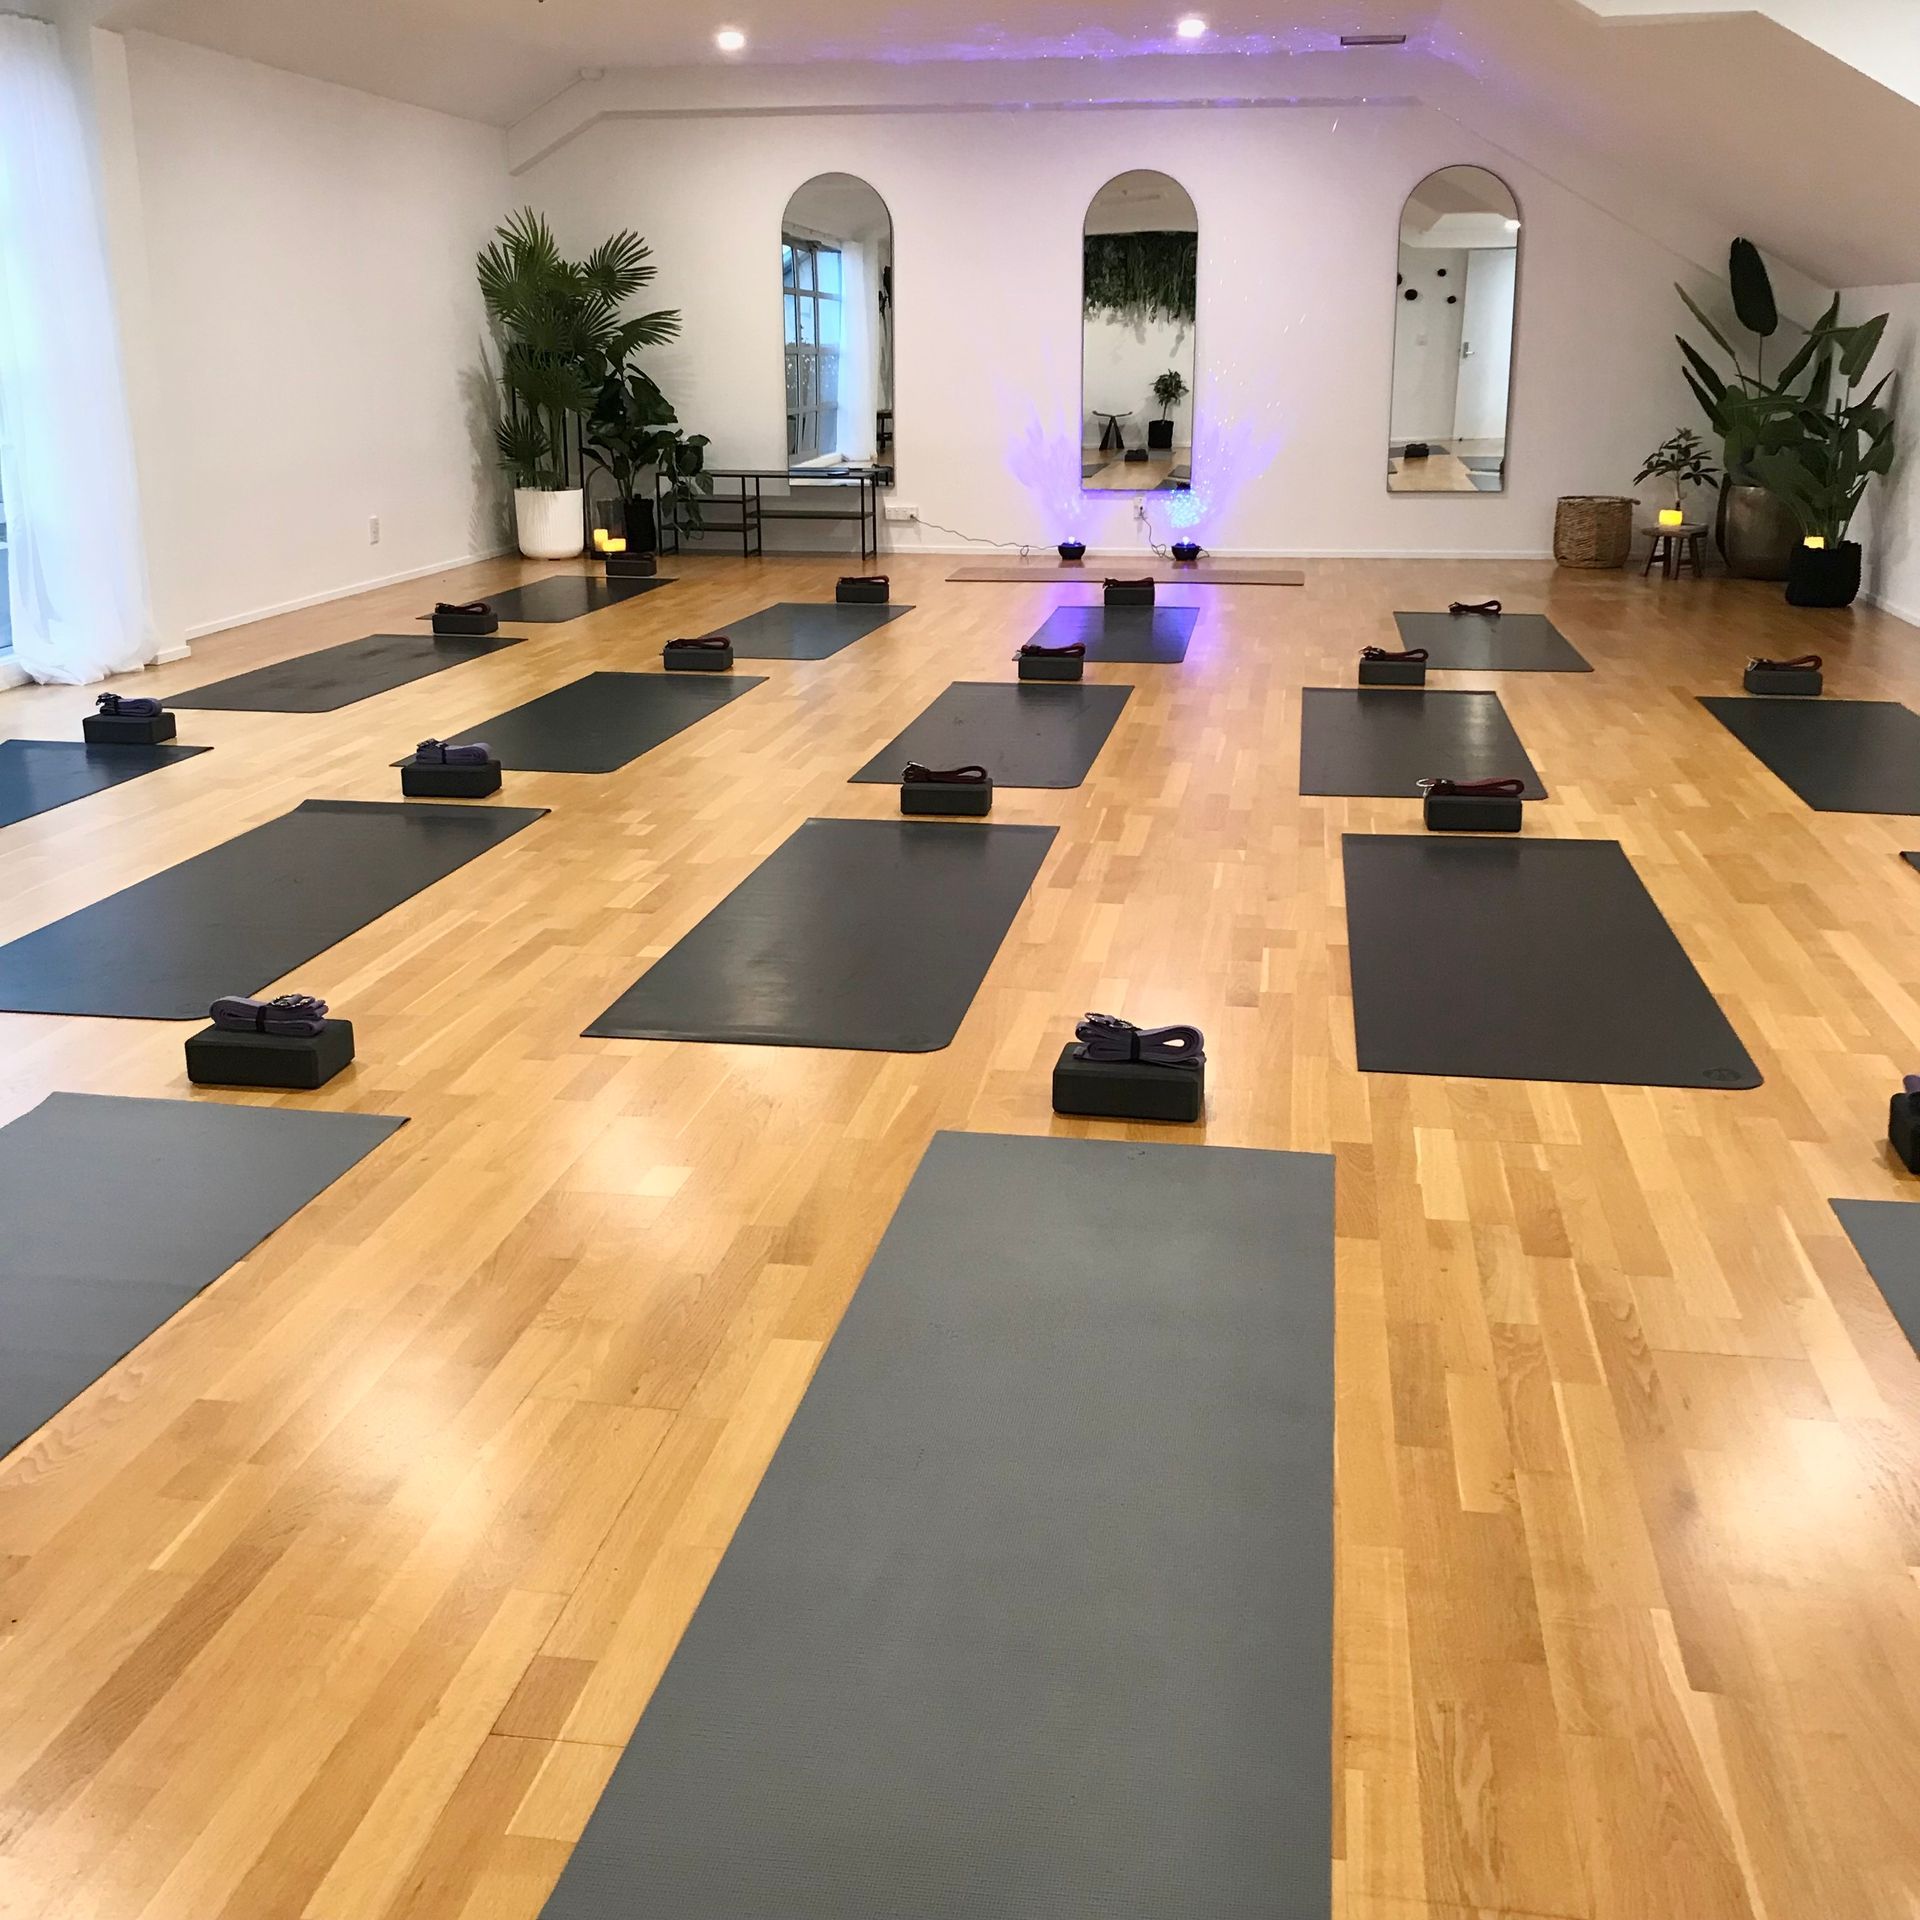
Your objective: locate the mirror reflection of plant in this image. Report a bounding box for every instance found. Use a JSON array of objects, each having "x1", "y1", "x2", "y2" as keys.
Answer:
[
  {"x1": 477, "y1": 208, "x2": 681, "y2": 491},
  {"x1": 1083, "y1": 231, "x2": 1197, "y2": 327},
  {"x1": 1634, "y1": 427, "x2": 1720, "y2": 514},
  {"x1": 1152, "y1": 369, "x2": 1189, "y2": 421}
]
